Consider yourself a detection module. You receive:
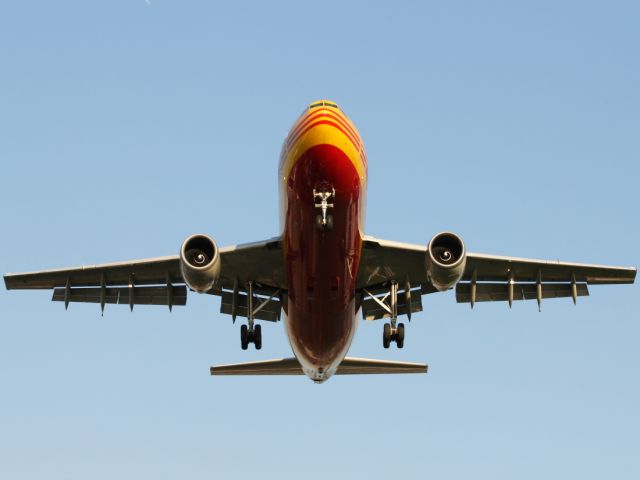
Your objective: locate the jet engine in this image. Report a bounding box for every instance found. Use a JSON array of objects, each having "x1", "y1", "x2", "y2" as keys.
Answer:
[
  {"x1": 426, "y1": 232, "x2": 467, "y2": 291},
  {"x1": 179, "y1": 234, "x2": 221, "y2": 293}
]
